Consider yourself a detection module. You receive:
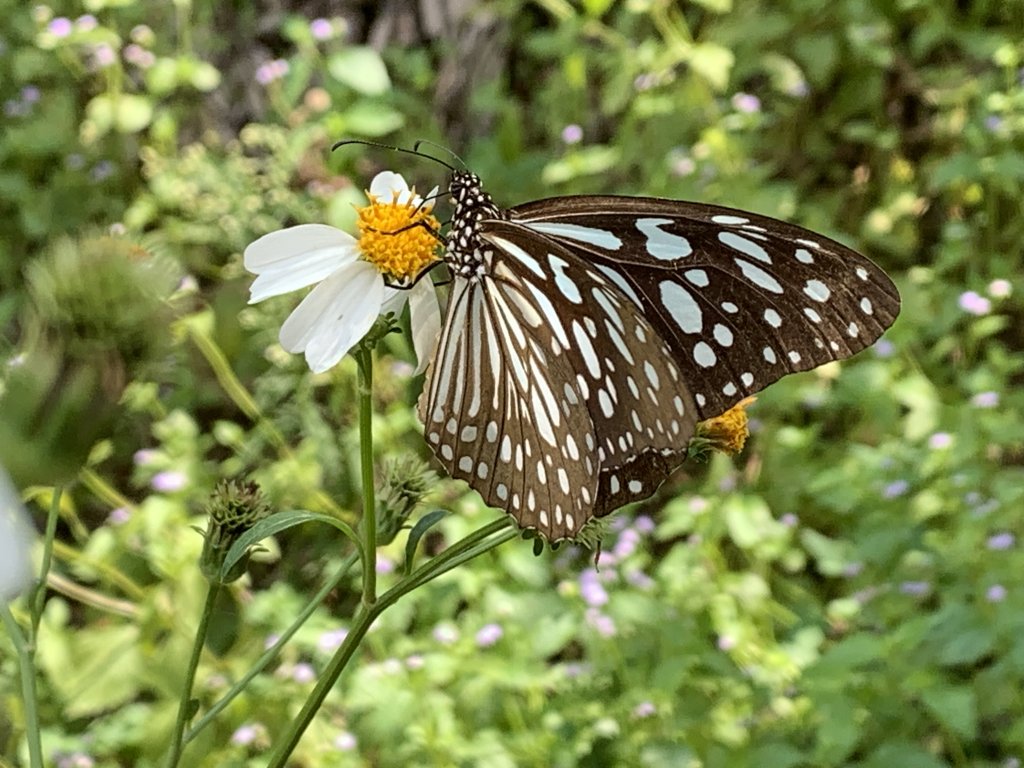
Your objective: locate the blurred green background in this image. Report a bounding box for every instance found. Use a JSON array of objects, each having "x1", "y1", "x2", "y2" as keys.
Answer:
[{"x1": 2, "y1": 0, "x2": 1023, "y2": 766}]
